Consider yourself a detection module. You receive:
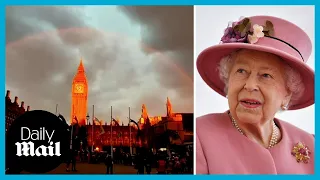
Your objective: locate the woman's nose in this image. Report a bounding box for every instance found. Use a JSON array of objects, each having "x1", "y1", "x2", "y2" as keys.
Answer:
[{"x1": 244, "y1": 74, "x2": 259, "y2": 92}]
